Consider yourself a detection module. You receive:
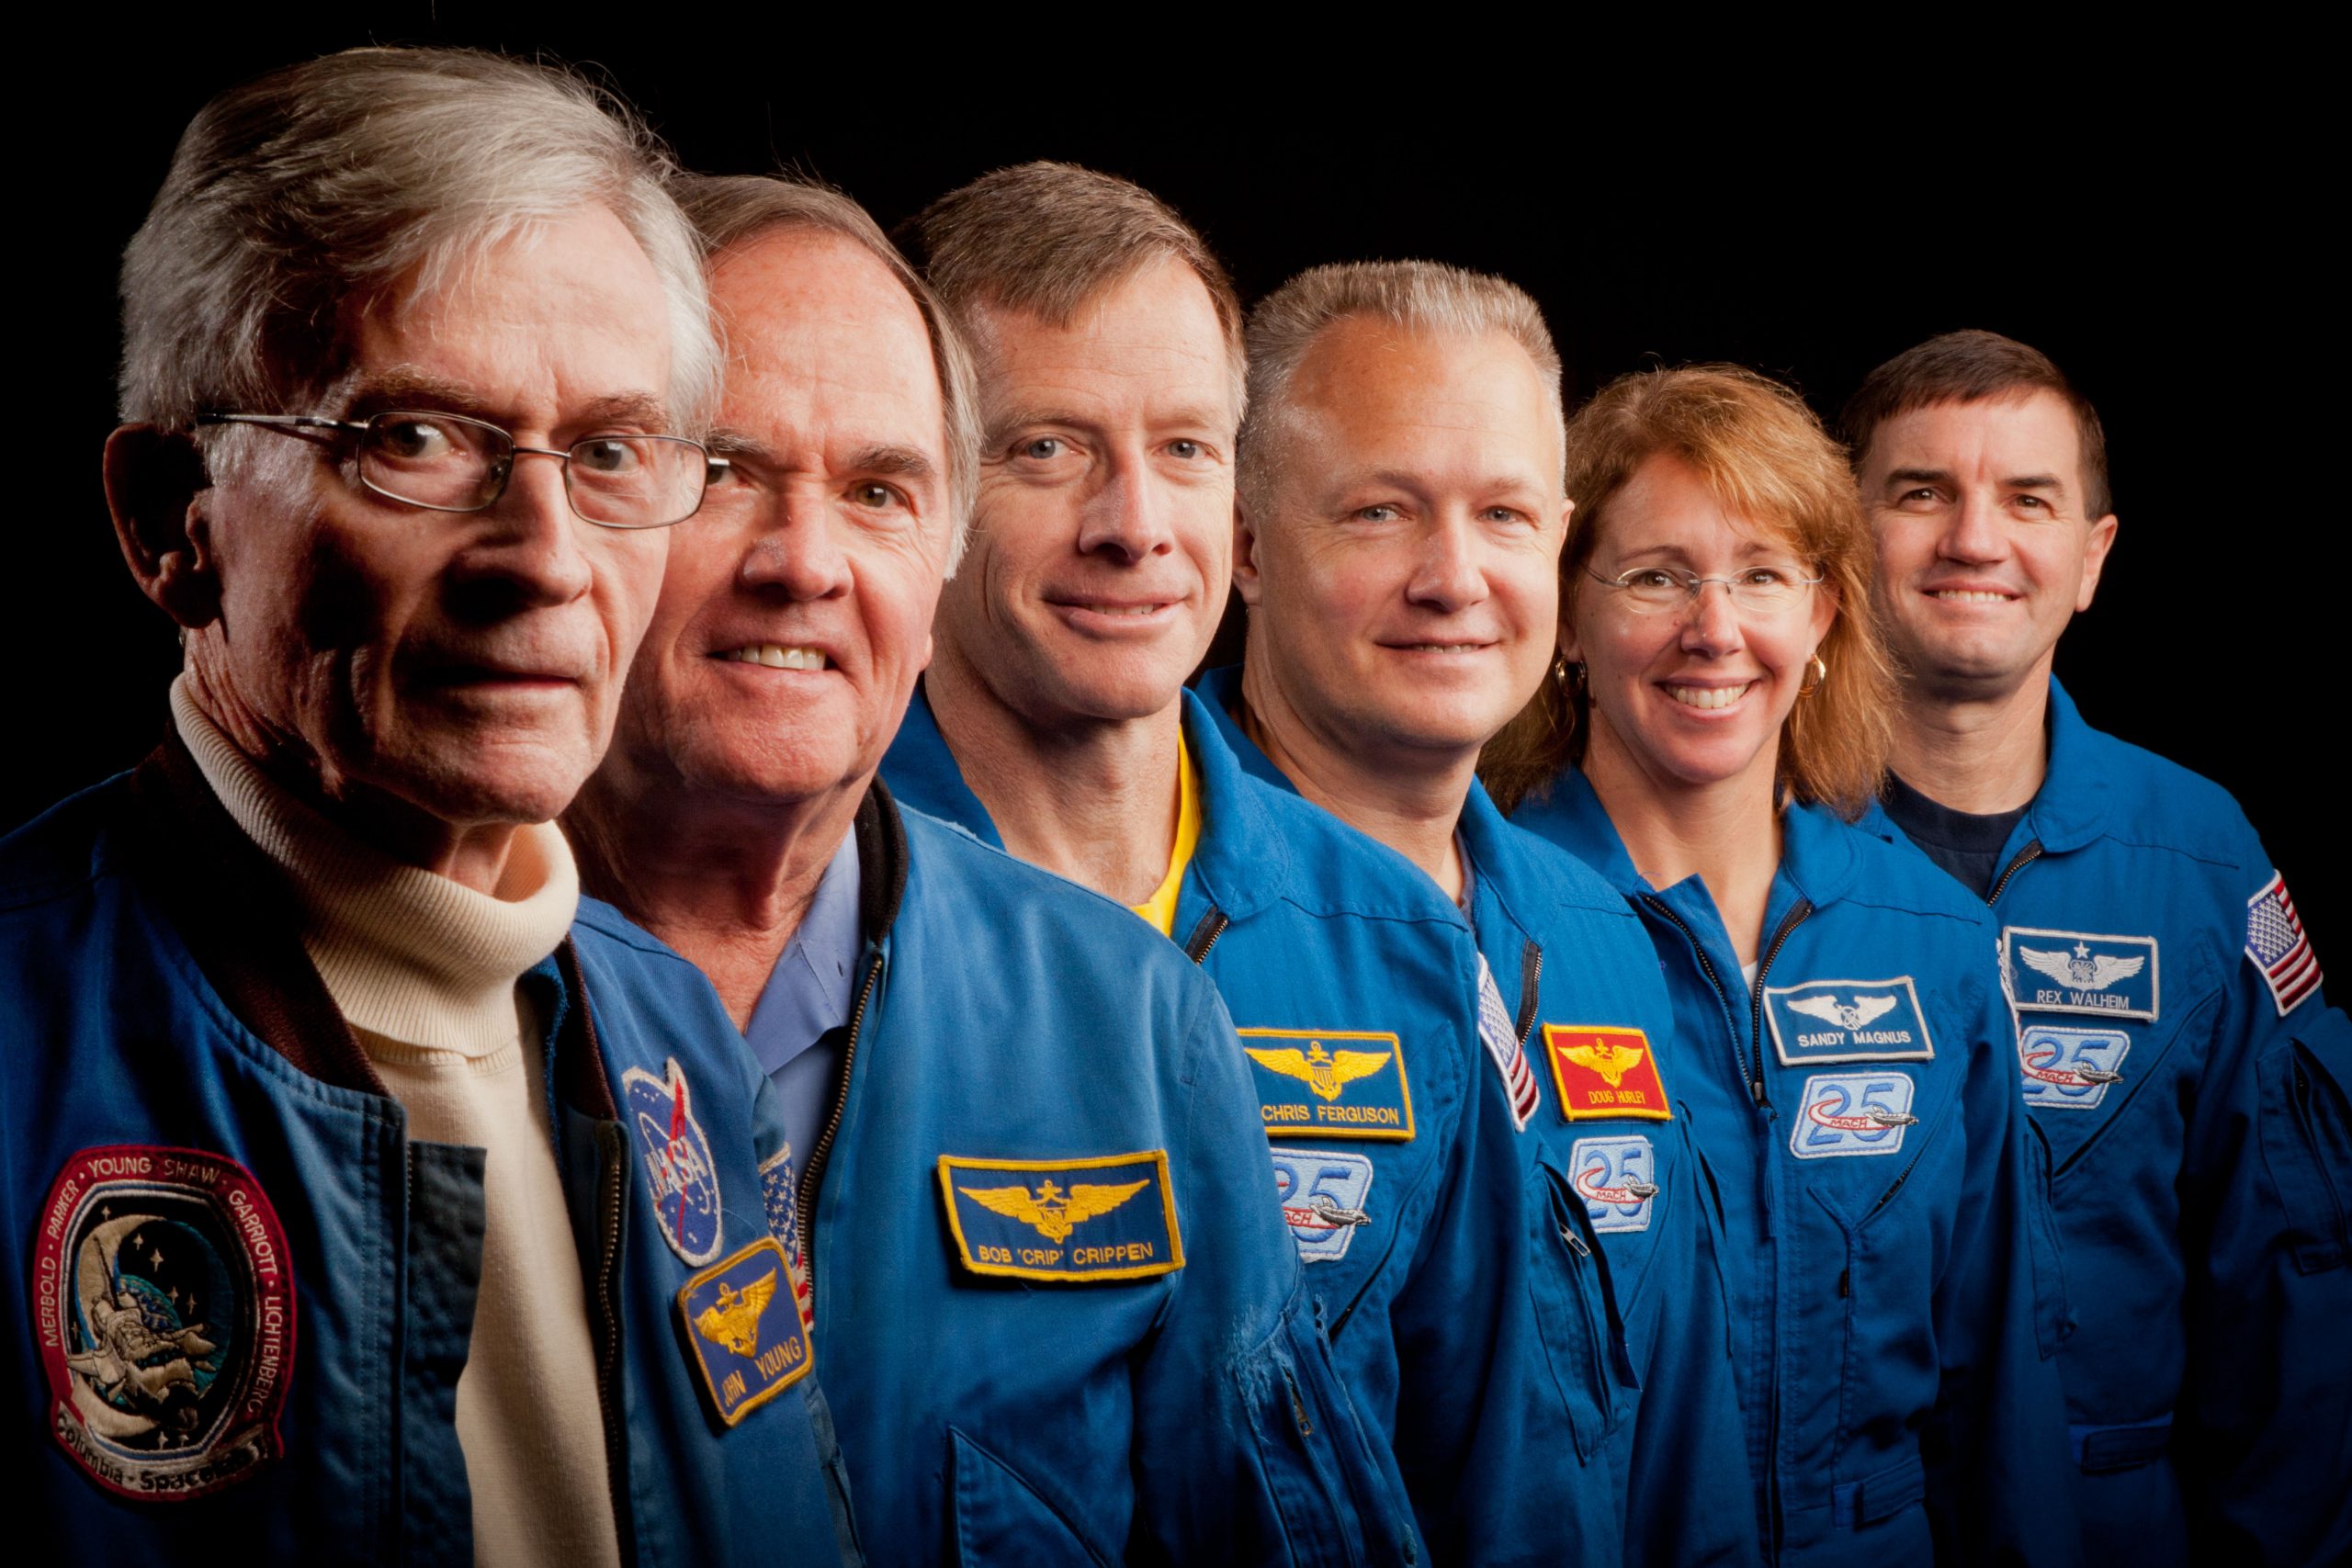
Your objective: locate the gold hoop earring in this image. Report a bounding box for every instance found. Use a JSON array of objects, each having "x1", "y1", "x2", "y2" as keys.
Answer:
[{"x1": 1798, "y1": 653, "x2": 1827, "y2": 698}]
